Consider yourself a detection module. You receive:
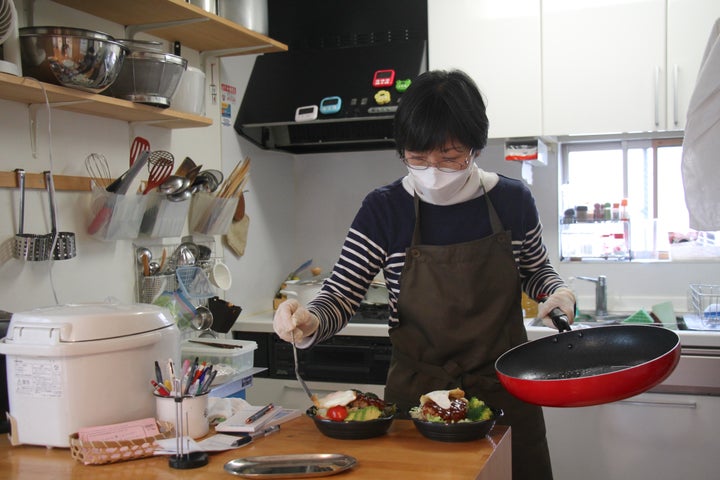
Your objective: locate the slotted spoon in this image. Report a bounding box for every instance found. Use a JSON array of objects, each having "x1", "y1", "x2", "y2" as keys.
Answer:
[{"x1": 143, "y1": 155, "x2": 173, "y2": 194}]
